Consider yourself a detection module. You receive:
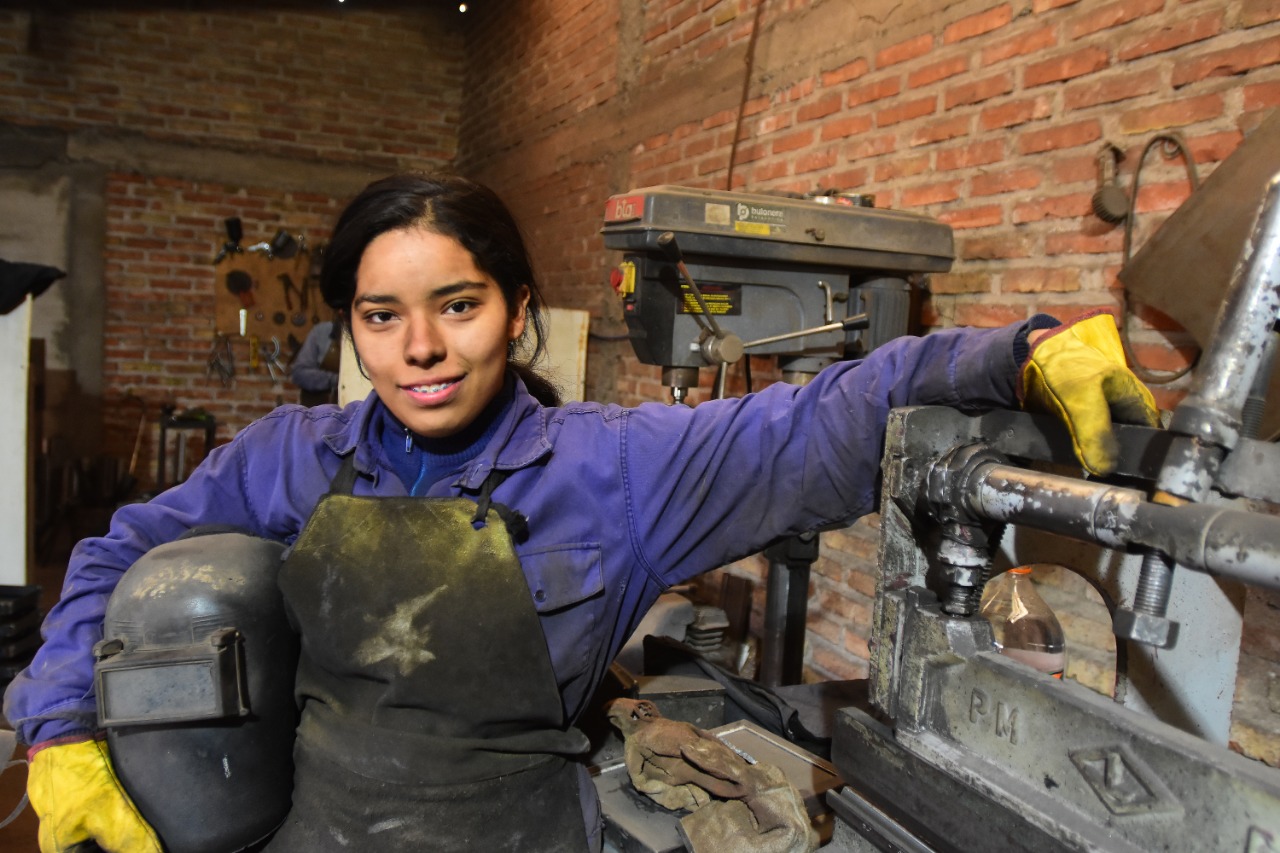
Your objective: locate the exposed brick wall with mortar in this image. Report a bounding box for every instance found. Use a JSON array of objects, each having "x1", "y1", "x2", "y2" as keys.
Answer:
[
  {"x1": 459, "y1": 0, "x2": 629, "y2": 401},
  {"x1": 1, "y1": 7, "x2": 464, "y2": 490},
  {"x1": 1, "y1": 8, "x2": 460, "y2": 169},
  {"x1": 458, "y1": 0, "x2": 1280, "y2": 759},
  {"x1": 98, "y1": 173, "x2": 343, "y2": 481}
]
